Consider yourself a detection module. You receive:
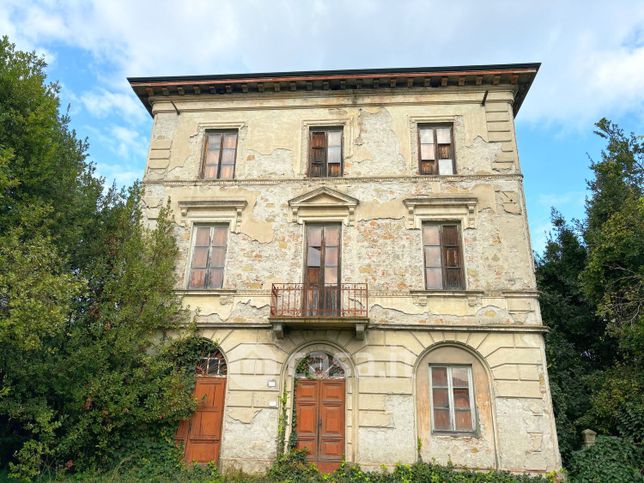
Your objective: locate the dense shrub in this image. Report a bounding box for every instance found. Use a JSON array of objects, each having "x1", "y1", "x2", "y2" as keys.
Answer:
[{"x1": 567, "y1": 436, "x2": 643, "y2": 483}]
